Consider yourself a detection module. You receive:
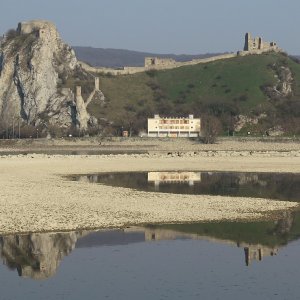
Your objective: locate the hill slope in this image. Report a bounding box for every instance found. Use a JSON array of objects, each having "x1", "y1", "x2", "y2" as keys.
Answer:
[{"x1": 68, "y1": 52, "x2": 300, "y2": 136}]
